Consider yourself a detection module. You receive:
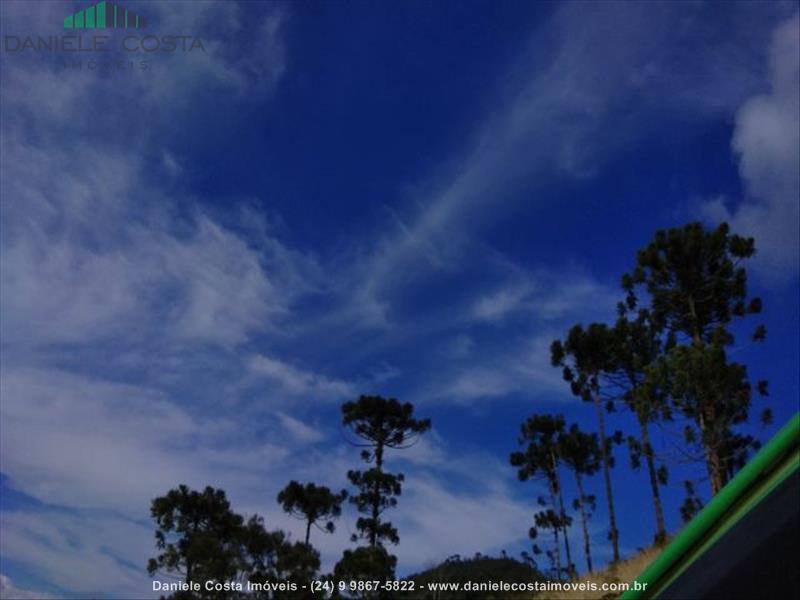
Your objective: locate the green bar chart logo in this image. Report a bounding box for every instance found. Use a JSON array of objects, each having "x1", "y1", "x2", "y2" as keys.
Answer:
[{"x1": 64, "y1": 1, "x2": 148, "y2": 29}]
